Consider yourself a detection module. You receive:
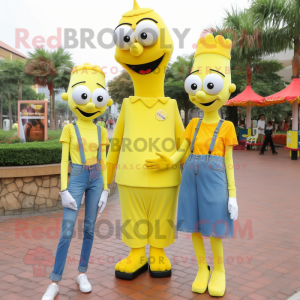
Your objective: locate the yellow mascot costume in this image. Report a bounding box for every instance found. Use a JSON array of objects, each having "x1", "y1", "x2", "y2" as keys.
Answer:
[
  {"x1": 107, "y1": 0, "x2": 187, "y2": 279},
  {"x1": 42, "y1": 63, "x2": 113, "y2": 299},
  {"x1": 146, "y1": 34, "x2": 239, "y2": 297}
]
